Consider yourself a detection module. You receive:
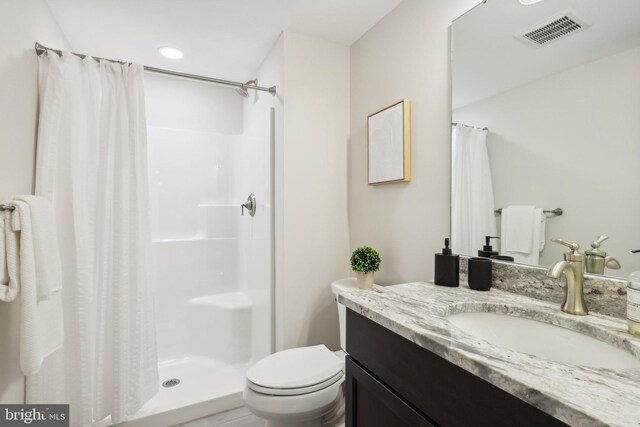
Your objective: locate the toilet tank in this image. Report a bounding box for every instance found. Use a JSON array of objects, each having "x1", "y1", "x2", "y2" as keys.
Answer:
[{"x1": 331, "y1": 278, "x2": 360, "y2": 351}]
